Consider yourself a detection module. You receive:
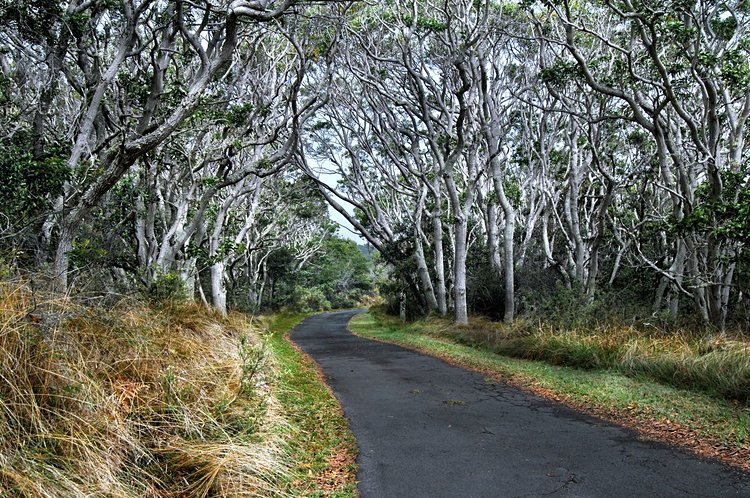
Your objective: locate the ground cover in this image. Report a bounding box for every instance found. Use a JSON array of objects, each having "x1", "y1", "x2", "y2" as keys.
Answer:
[{"x1": 265, "y1": 313, "x2": 358, "y2": 497}]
